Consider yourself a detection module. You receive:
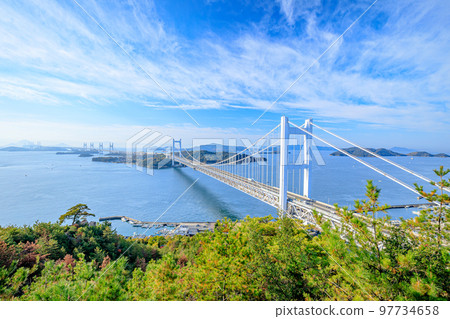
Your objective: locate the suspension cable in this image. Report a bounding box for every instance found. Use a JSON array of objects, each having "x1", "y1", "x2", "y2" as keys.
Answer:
[
  {"x1": 175, "y1": 123, "x2": 281, "y2": 167},
  {"x1": 289, "y1": 122, "x2": 421, "y2": 196},
  {"x1": 212, "y1": 123, "x2": 281, "y2": 166},
  {"x1": 214, "y1": 139, "x2": 281, "y2": 166},
  {"x1": 310, "y1": 122, "x2": 450, "y2": 193},
  {"x1": 175, "y1": 138, "x2": 280, "y2": 171}
]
